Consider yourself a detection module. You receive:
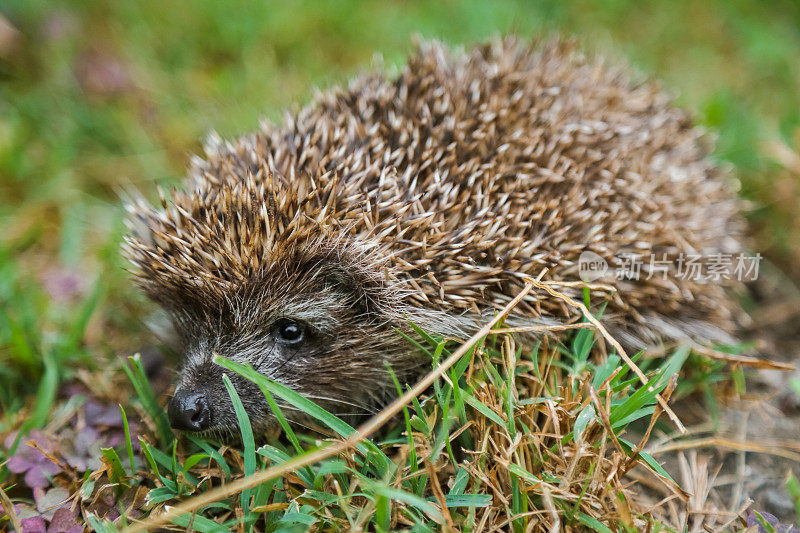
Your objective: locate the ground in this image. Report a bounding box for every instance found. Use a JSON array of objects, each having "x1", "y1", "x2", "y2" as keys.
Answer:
[{"x1": 1, "y1": 1, "x2": 800, "y2": 531}]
